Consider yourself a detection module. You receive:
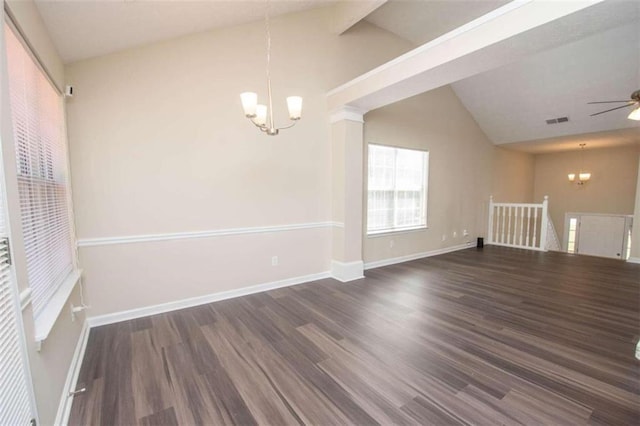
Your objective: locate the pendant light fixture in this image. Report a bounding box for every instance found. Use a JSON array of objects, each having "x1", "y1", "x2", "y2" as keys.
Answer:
[
  {"x1": 567, "y1": 143, "x2": 591, "y2": 185},
  {"x1": 240, "y1": 0, "x2": 302, "y2": 136}
]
